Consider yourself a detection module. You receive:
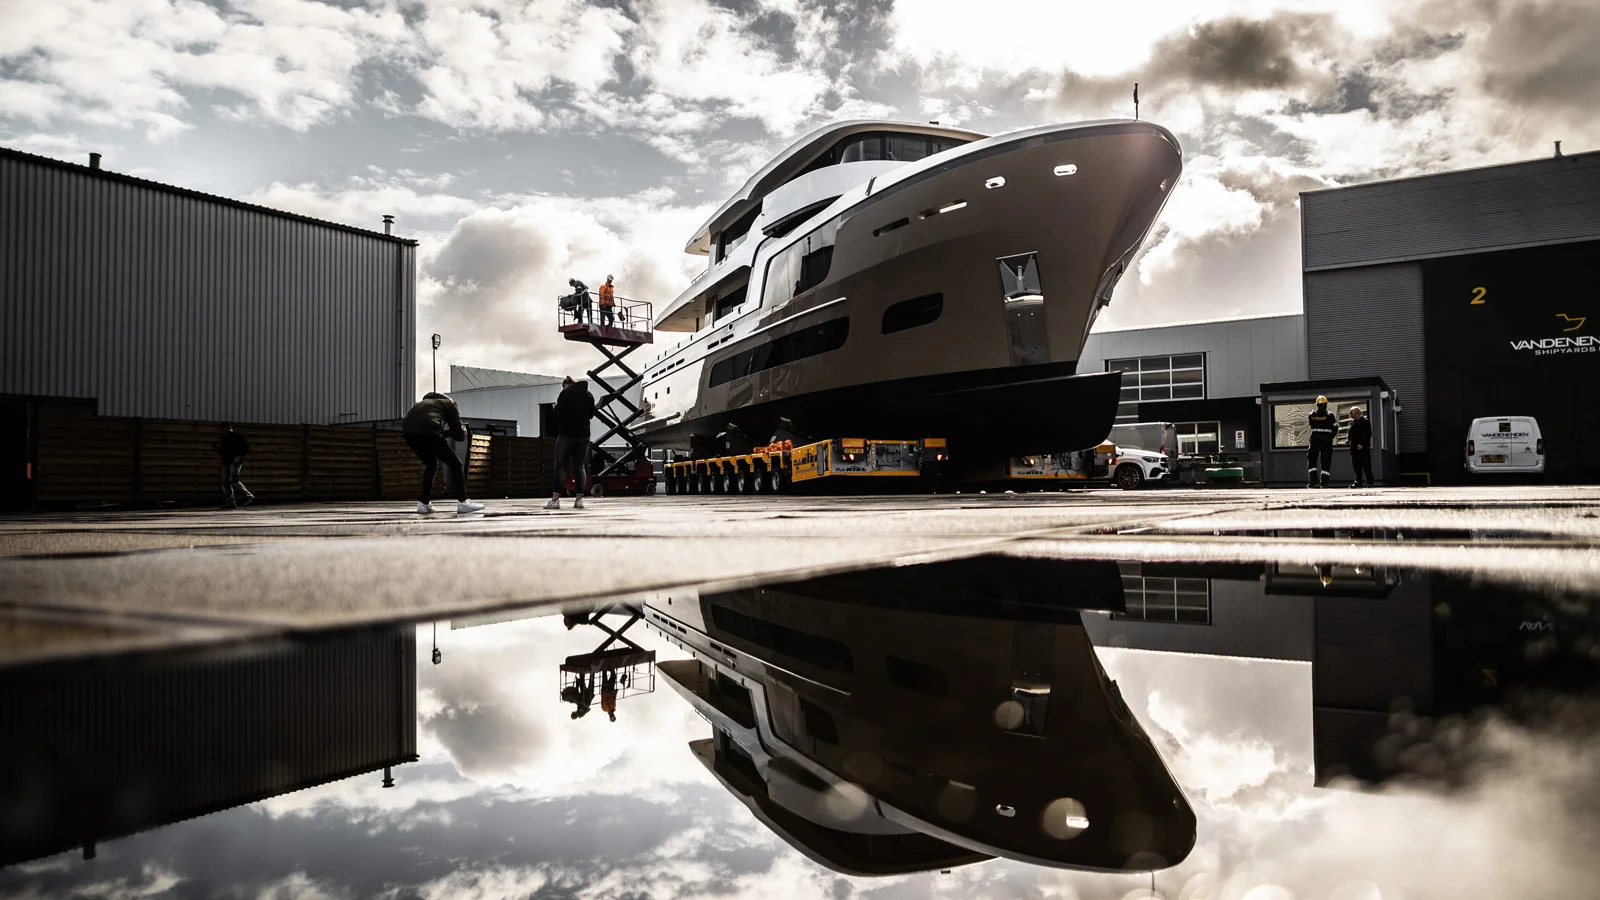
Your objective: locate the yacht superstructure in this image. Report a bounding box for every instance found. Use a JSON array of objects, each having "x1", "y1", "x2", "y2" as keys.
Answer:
[{"x1": 637, "y1": 119, "x2": 1183, "y2": 457}]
